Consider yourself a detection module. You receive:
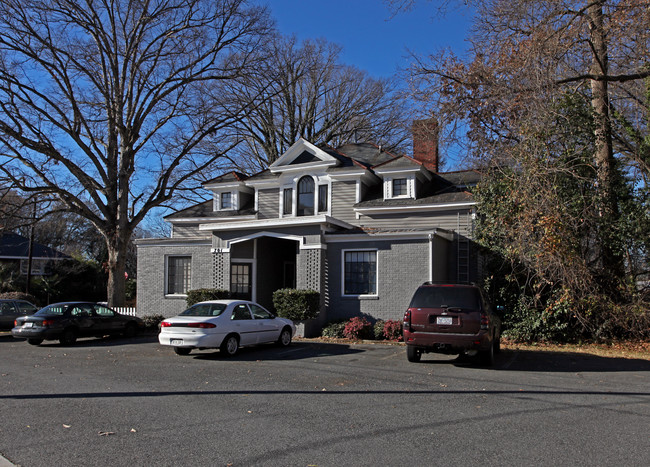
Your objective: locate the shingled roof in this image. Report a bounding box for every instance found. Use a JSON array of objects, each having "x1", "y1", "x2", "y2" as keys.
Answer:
[{"x1": 0, "y1": 232, "x2": 70, "y2": 259}]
